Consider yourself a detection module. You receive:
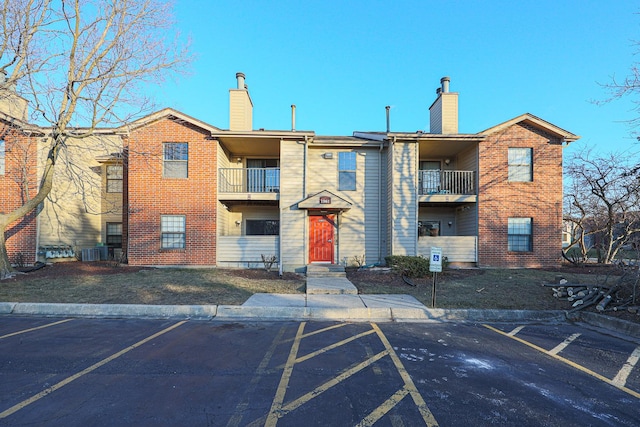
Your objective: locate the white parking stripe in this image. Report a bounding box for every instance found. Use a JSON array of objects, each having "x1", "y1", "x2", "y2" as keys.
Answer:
[
  {"x1": 549, "y1": 333, "x2": 581, "y2": 355},
  {"x1": 613, "y1": 346, "x2": 640, "y2": 387}
]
